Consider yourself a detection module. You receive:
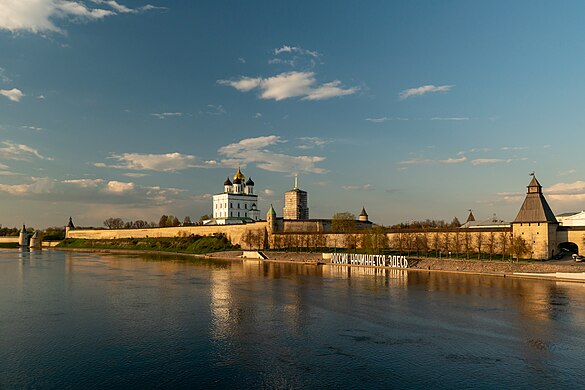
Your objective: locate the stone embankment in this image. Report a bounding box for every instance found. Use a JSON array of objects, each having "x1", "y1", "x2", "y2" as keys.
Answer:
[{"x1": 407, "y1": 257, "x2": 585, "y2": 274}]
